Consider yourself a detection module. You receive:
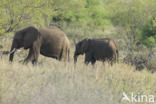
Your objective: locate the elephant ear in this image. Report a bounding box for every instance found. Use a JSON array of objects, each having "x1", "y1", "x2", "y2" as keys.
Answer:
[
  {"x1": 23, "y1": 26, "x2": 40, "y2": 49},
  {"x1": 81, "y1": 38, "x2": 89, "y2": 53}
]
